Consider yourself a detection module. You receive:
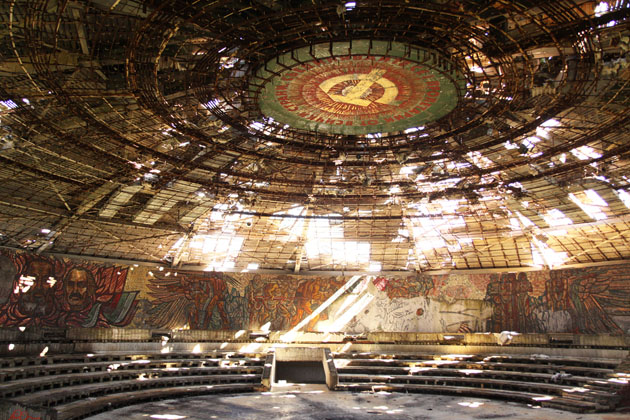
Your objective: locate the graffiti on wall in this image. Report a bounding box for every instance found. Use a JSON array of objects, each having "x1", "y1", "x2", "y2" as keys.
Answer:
[
  {"x1": 330, "y1": 275, "x2": 492, "y2": 334},
  {"x1": 0, "y1": 250, "x2": 138, "y2": 328},
  {"x1": 0, "y1": 400, "x2": 55, "y2": 420},
  {"x1": 364, "y1": 268, "x2": 630, "y2": 334}
]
